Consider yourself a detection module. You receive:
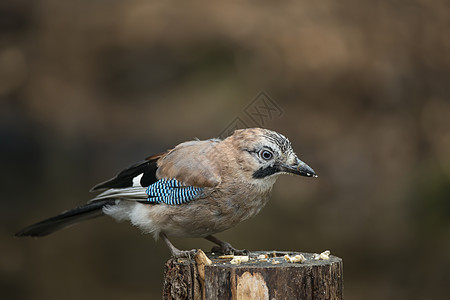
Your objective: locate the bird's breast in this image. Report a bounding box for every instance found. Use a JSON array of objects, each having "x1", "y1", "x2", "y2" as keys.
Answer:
[{"x1": 203, "y1": 185, "x2": 273, "y2": 231}]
